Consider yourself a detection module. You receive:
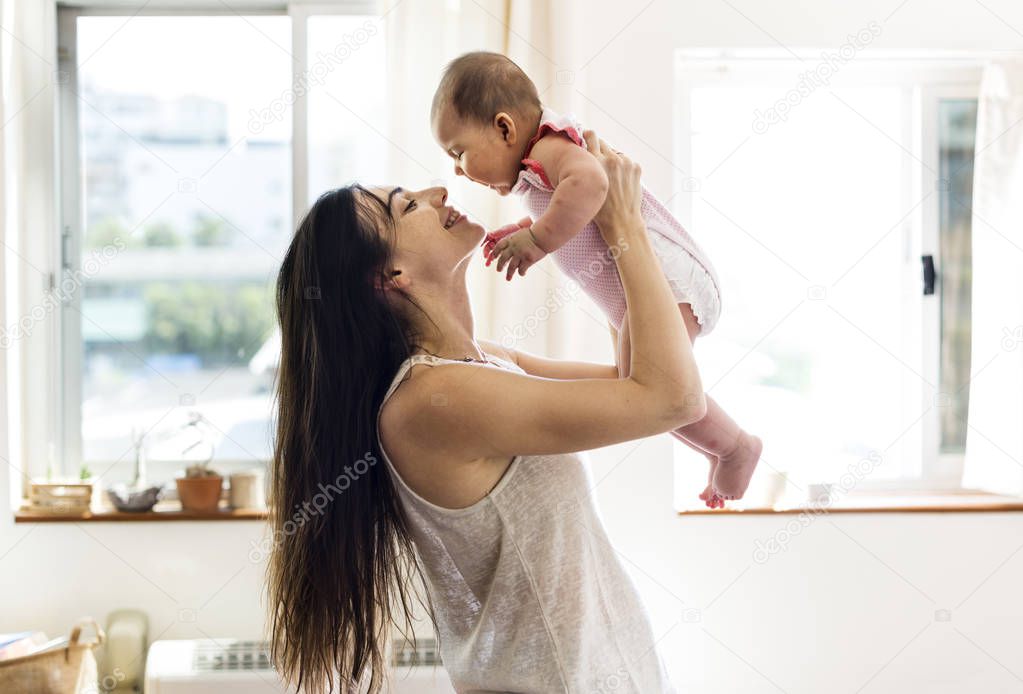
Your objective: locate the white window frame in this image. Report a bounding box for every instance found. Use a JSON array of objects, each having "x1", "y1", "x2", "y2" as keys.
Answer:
[
  {"x1": 49, "y1": 0, "x2": 377, "y2": 479},
  {"x1": 674, "y1": 50, "x2": 984, "y2": 493},
  {"x1": 288, "y1": 0, "x2": 380, "y2": 224}
]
